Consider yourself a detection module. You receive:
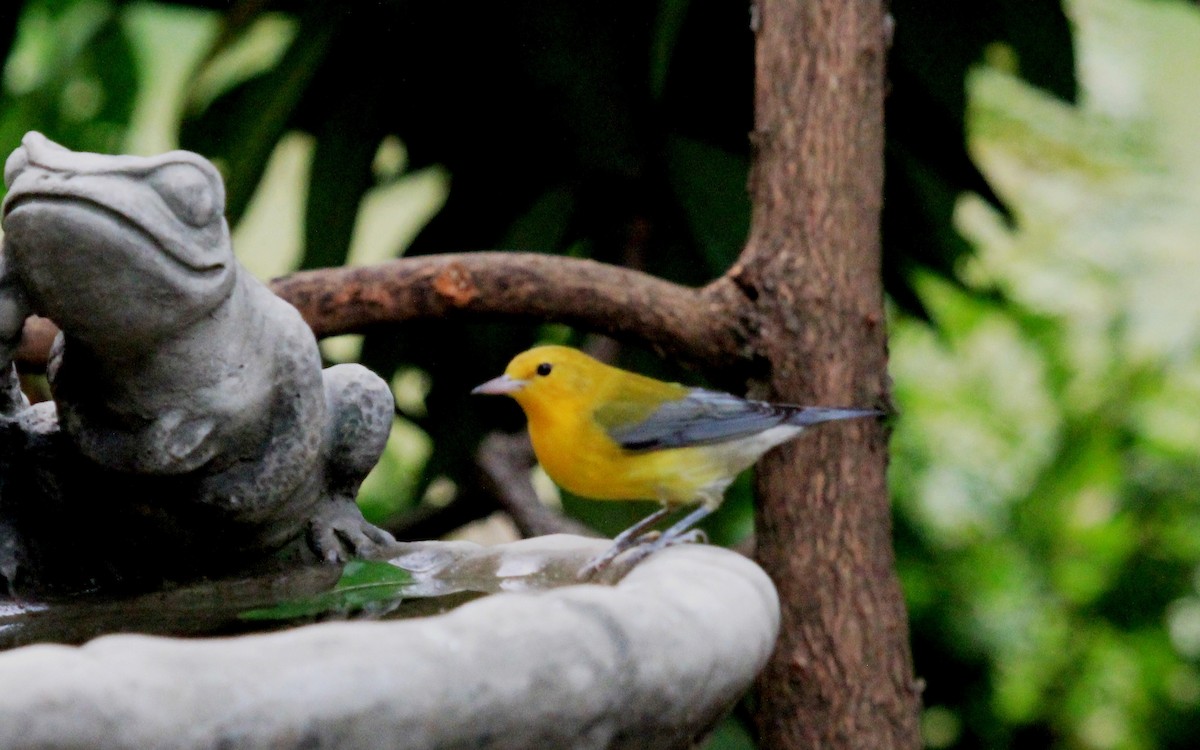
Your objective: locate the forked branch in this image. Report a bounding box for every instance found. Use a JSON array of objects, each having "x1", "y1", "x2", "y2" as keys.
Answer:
[{"x1": 271, "y1": 252, "x2": 746, "y2": 369}]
